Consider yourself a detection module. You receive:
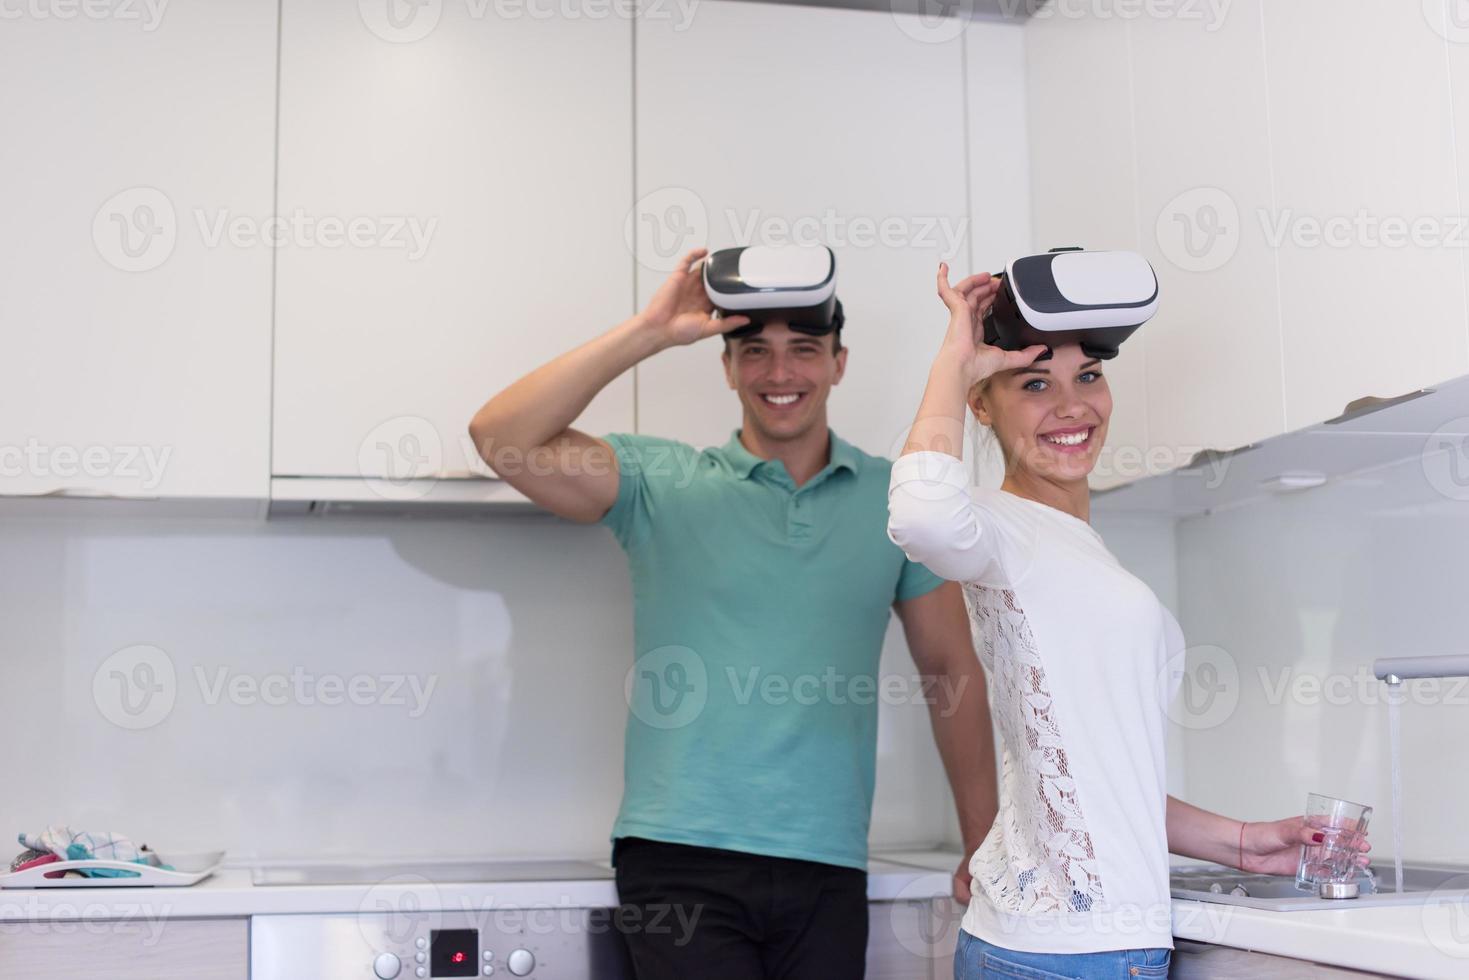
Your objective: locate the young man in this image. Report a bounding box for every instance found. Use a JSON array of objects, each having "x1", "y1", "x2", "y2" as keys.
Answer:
[{"x1": 467, "y1": 248, "x2": 996, "y2": 979}]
